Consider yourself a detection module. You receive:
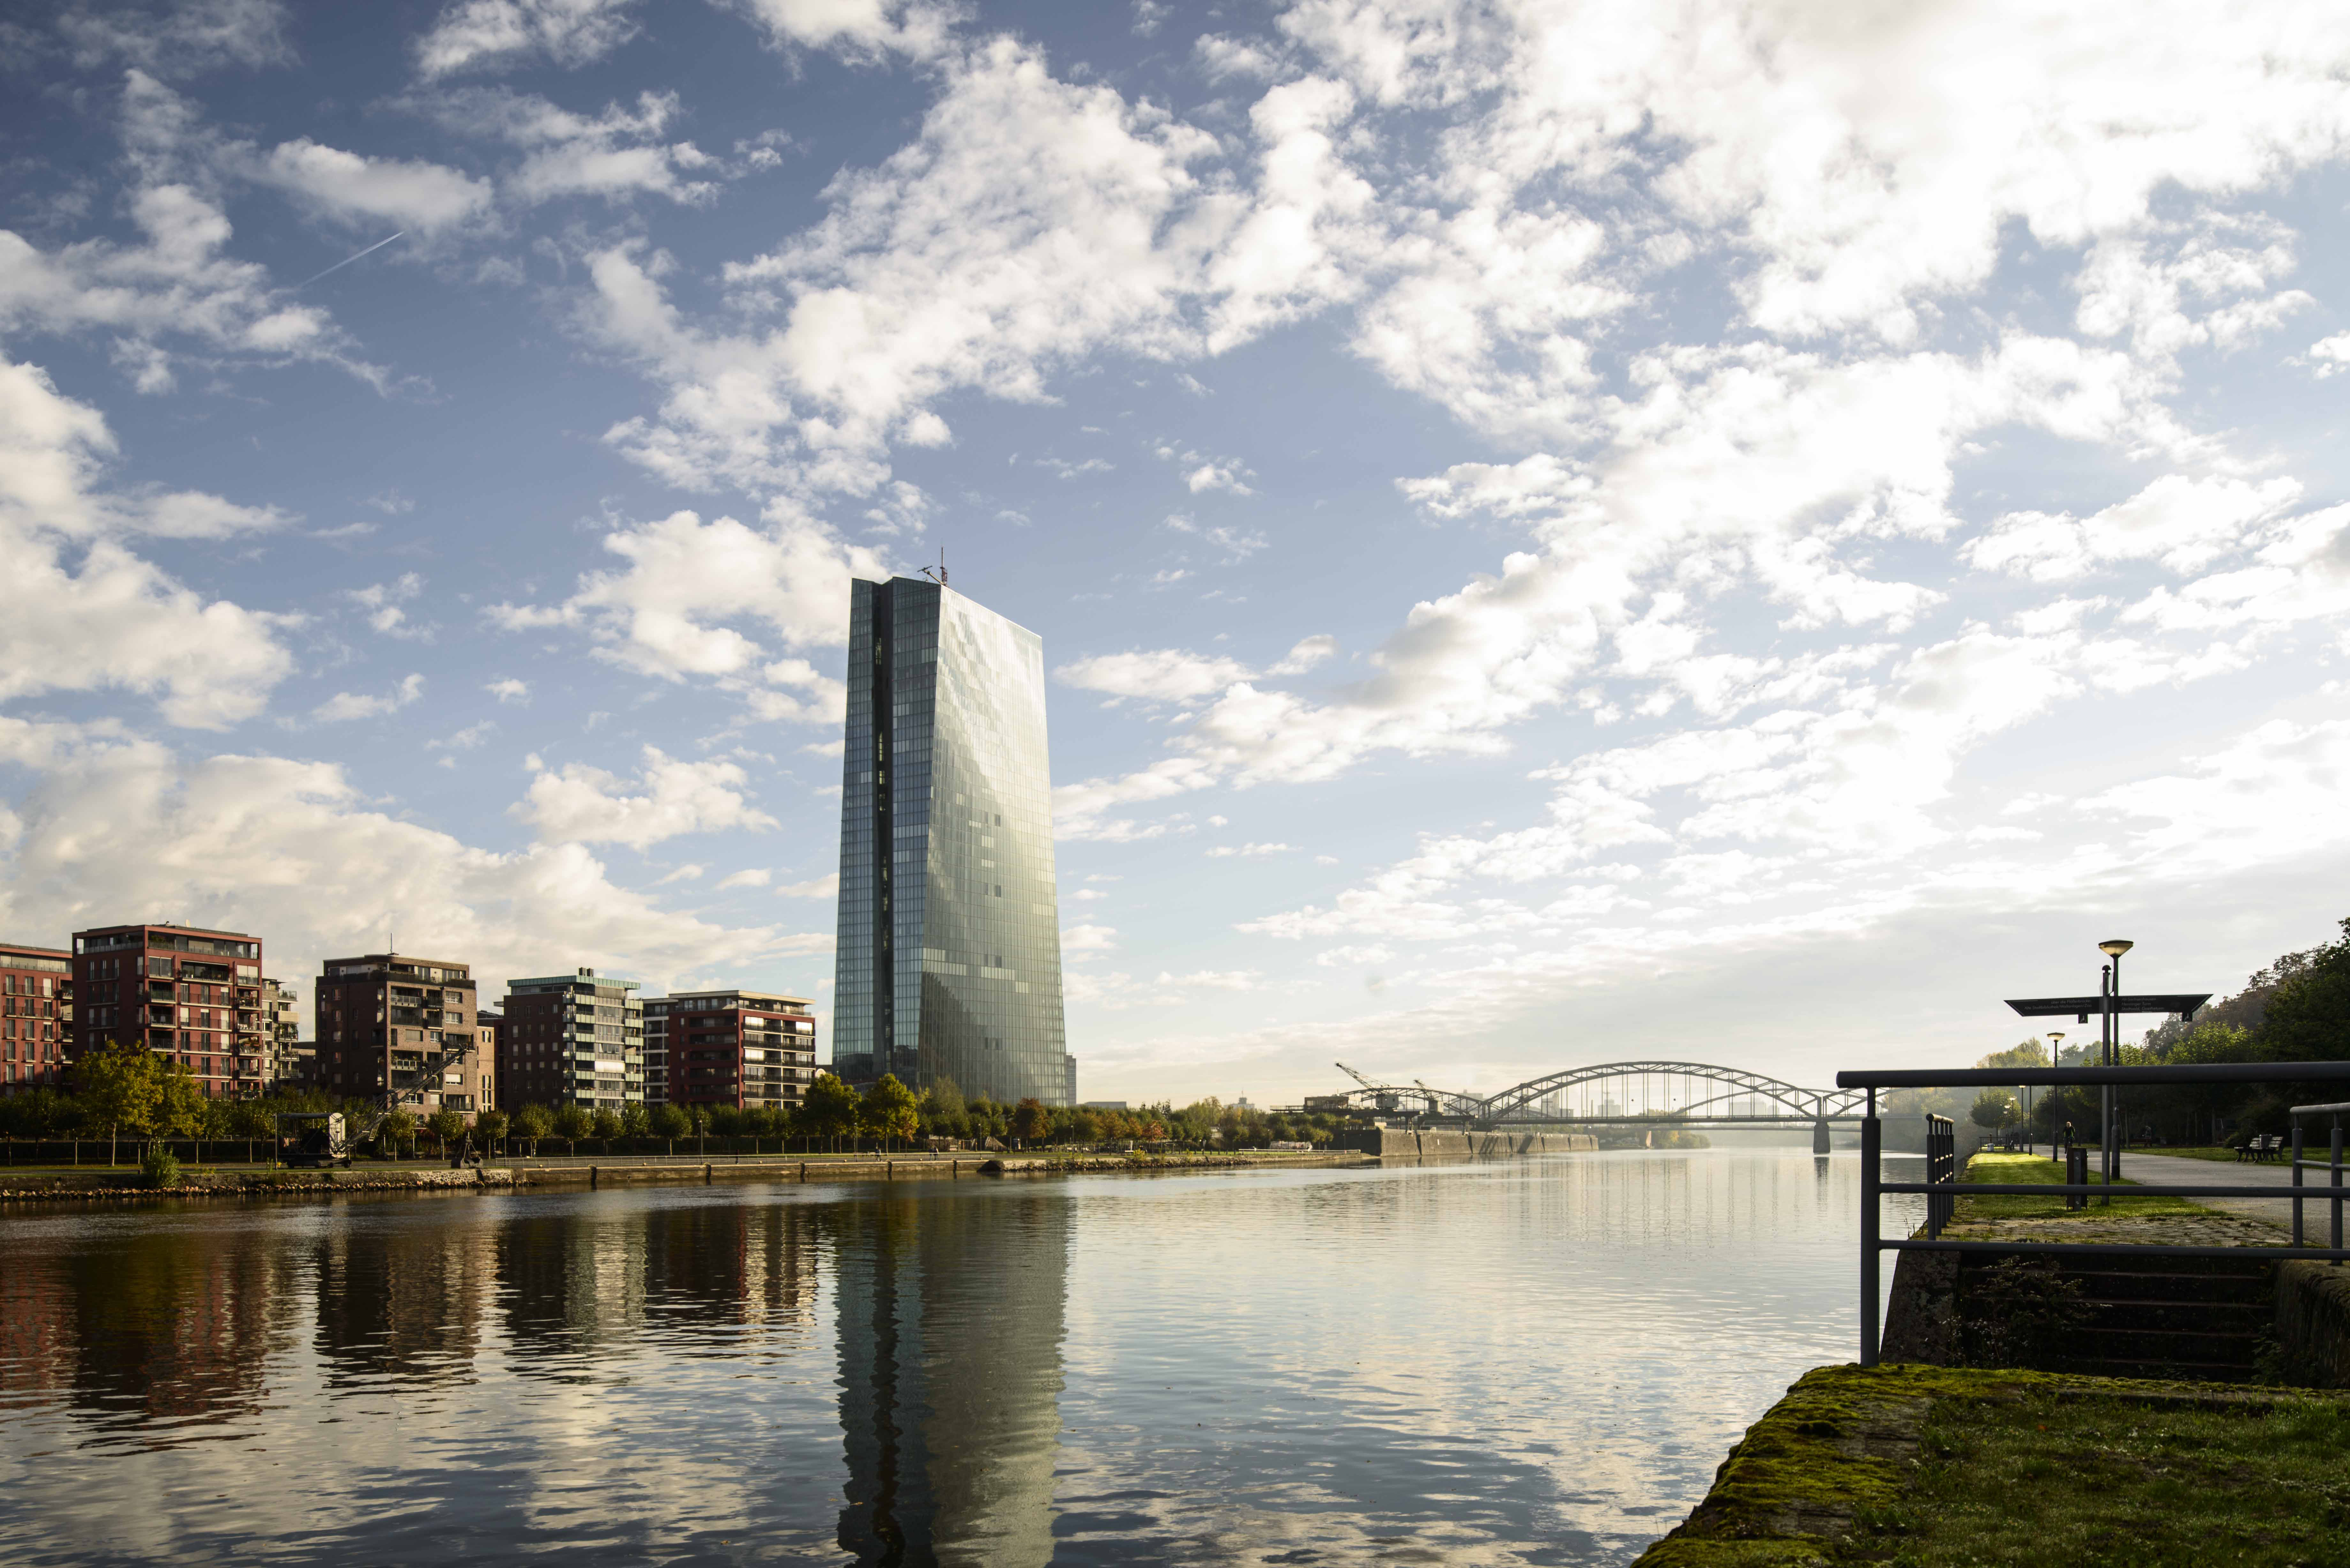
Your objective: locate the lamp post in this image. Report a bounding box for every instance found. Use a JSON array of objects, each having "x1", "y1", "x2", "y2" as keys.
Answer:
[
  {"x1": 2040, "y1": 1031, "x2": 2063, "y2": 1154},
  {"x1": 2099, "y1": 939, "x2": 2134, "y2": 1195}
]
